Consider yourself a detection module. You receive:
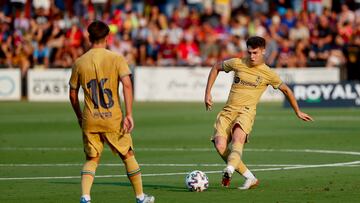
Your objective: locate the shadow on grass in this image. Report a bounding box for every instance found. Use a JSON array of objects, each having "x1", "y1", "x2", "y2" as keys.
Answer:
[{"x1": 50, "y1": 181, "x2": 187, "y2": 192}]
